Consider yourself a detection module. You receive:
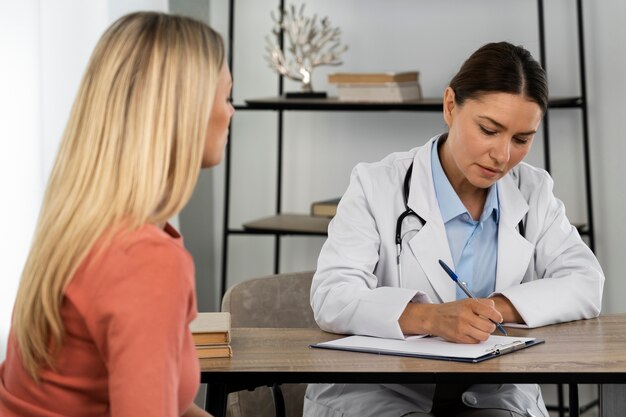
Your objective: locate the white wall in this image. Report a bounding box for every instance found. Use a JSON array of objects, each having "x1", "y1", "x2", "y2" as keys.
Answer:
[
  {"x1": 584, "y1": 0, "x2": 626, "y2": 314},
  {"x1": 0, "y1": 0, "x2": 43, "y2": 362},
  {"x1": 206, "y1": 0, "x2": 626, "y2": 314},
  {"x1": 0, "y1": 0, "x2": 167, "y2": 360}
]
